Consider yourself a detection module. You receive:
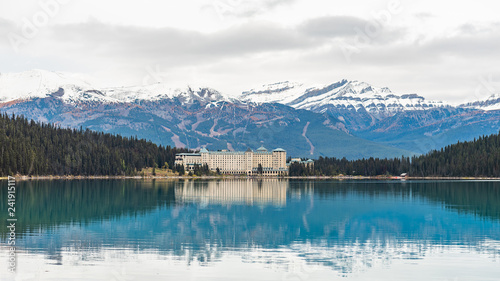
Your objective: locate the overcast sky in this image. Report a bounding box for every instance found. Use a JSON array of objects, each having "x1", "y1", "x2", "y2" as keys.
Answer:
[{"x1": 1, "y1": 0, "x2": 500, "y2": 103}]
